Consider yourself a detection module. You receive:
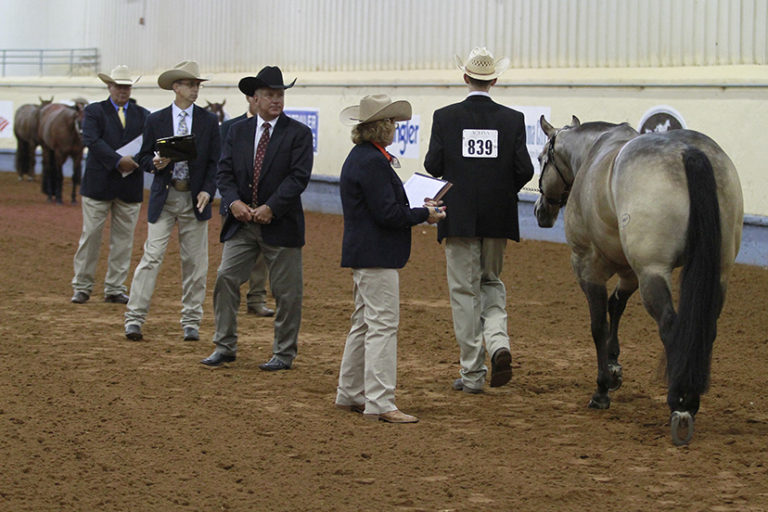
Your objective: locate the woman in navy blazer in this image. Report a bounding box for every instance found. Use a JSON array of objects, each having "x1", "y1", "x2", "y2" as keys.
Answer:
[{"x1": 335, "y1": 95, "x2": 445, "y2": 424}]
